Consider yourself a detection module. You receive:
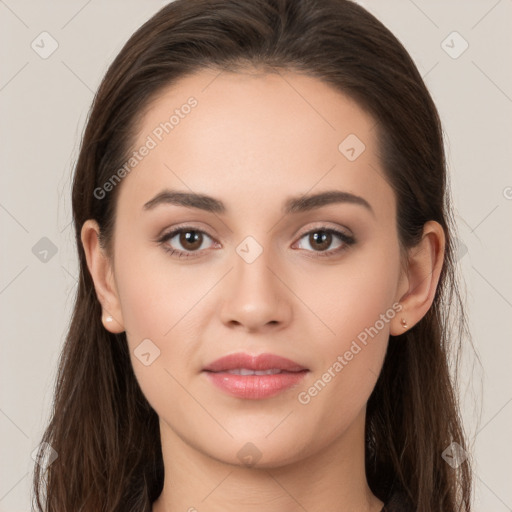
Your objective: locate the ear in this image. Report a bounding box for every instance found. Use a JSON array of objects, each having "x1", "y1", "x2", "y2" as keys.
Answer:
[
  {"x1": 390, "y1": 220, "x2": 446, "y2": 335},
  {"x1": 80, "y1": 219, "x2": 125, "y2": 333}
]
